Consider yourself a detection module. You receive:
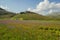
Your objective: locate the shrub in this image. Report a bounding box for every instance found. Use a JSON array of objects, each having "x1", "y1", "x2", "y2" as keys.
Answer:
[
  {"x1": 59, "y1": 29, "x2": 60, "y2": 31},
  {"x1": 39, "y1": 27, "x2": 43, "y2": 30},
  {"x1": 50, "y1": 28, "x2": 54, "y2": 31},
  {"x1": 55, "y1": 29, "x2": 58, "y2": 31},
  {"x1": 45, "y1": 28, "x2": 49, "y2": 30}
]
